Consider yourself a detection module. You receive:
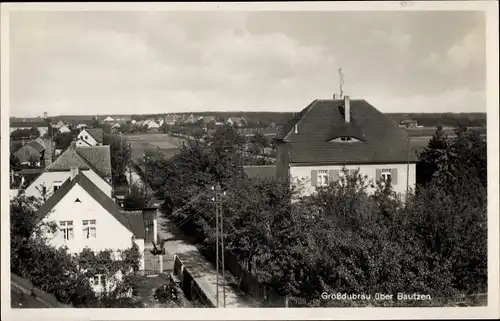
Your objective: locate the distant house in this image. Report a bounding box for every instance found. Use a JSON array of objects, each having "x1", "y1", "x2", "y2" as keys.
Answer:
[
  {"x1": 144, "y1": 120, "x2": 160, "y2": 131},
  {"x1": 24, "y1": 144, "x2": 113, "y2": 201},
  {"x1": 35, "y1": 169, "x2": 146, "y2": 293},
  {"x1": 103, "y1": 116, "x2": 114, "y2": 122},
  {"x1": 51, "y1": 120, "x2": 66, "y2": 130},
  {"x1": 227, "y1": 117, "x2": 247, "y2": 127},
  {"x1": 131, "y1": 119, "x2": 137, "y2": 125},
  {"x1": 400, "y1": 119, "x2": 419, "y2": 128},
  {"x1": 10, "y1": 120, "x2": 49, "y2": 136},
  {"x1": 76, "y1": 128, "x2": 104, "y2": 147},
  {"x1": 164, "y1": 114, "x2": 179, "y2": 125},
  {"x1": 76, "y1": 123, "x2": 89, "y2": 130},
  {"x1": 200, "y1": 116, "x2": 216, "y2": 126},
  {"x1": 185, "y1": 114, "x2": 198, "y2": 124},
  {"x1": 274, "y1": 96, "x2": 417, "y2": 197},
  {"x1": 58, "y1": 125, "x2": 72, "y2": 134},
  {"x1": 13, "y1": 139, "x2": 46, "y2": 165}
]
